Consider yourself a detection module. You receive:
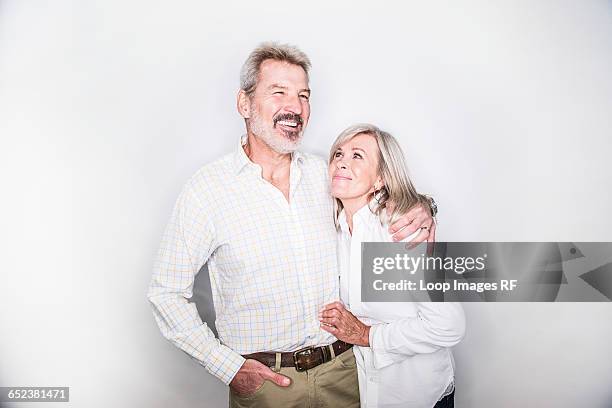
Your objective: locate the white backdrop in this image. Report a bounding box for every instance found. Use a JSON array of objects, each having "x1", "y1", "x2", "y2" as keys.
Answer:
[{"x1": 1, "y1": 1, "x2": 612, "y2": 407}]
